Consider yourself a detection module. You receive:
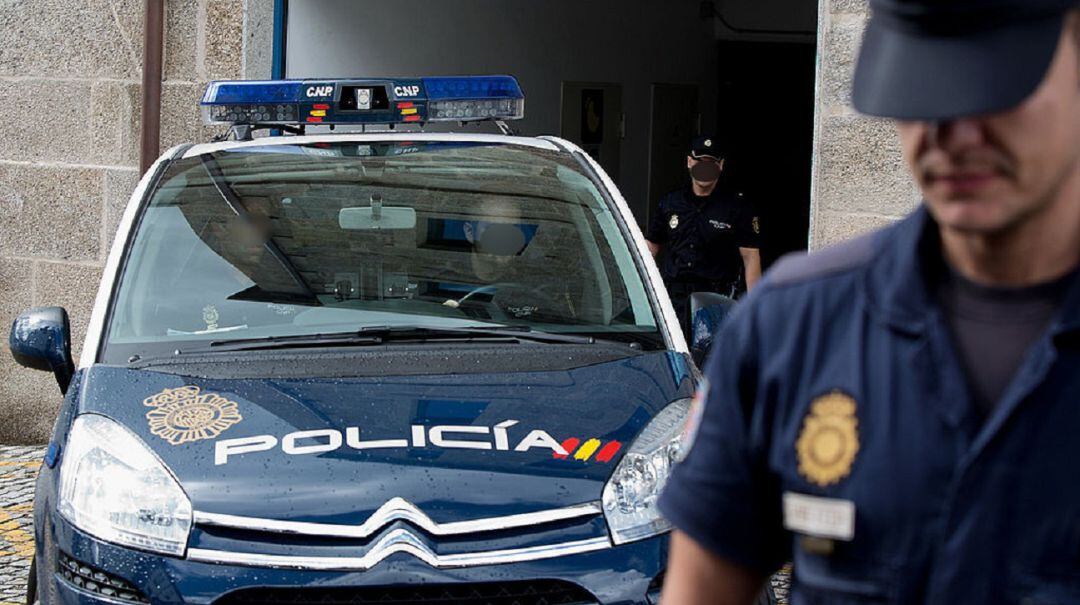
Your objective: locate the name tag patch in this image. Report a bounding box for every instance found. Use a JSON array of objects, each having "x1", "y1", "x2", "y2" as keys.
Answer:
[{"x1": 783, "y1": 491, "x2": 855, "y2": 541}]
